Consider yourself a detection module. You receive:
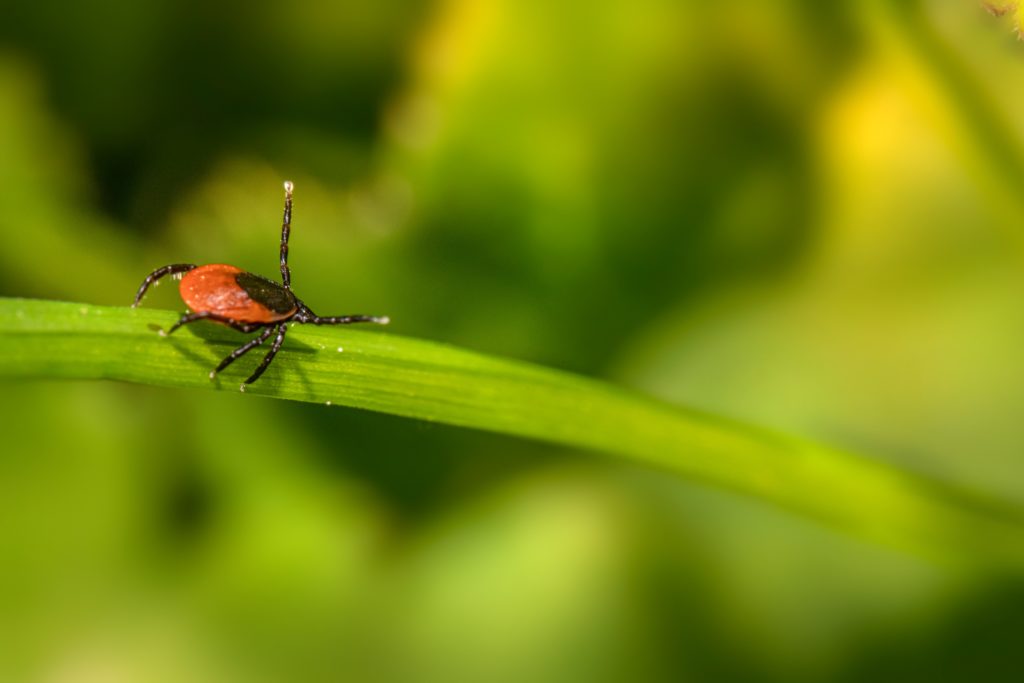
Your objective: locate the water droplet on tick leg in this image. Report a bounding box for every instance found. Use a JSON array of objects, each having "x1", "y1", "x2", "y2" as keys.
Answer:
[{"x1": 239, "y1": 384, "x2": 246, "y2": 393}]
